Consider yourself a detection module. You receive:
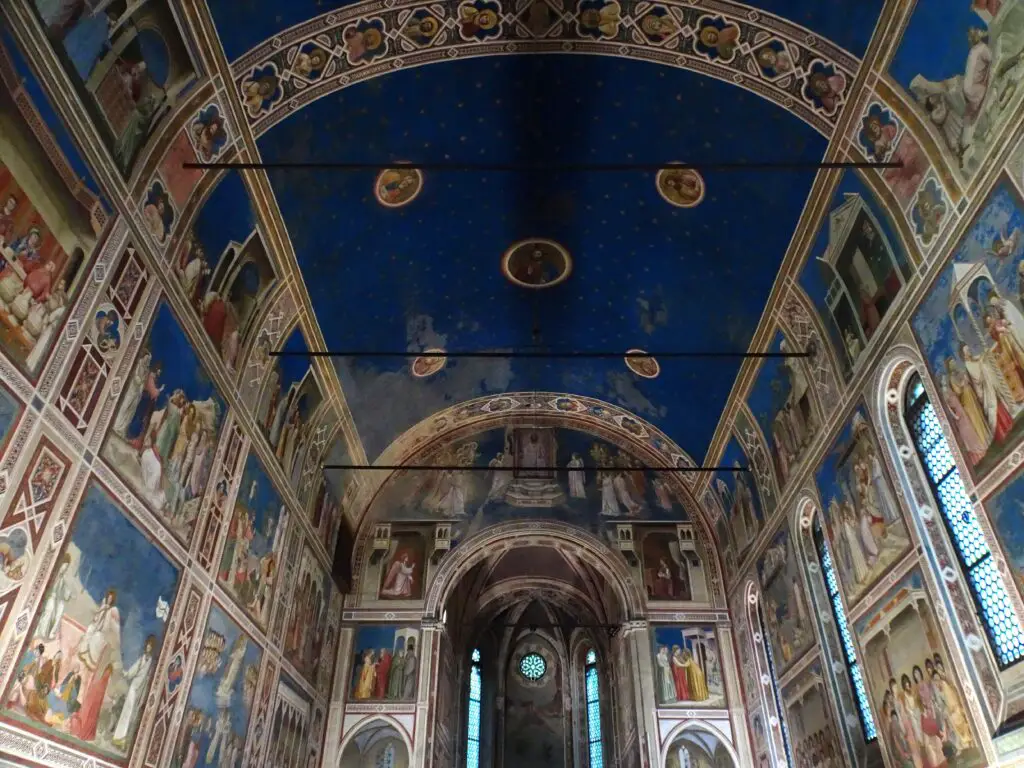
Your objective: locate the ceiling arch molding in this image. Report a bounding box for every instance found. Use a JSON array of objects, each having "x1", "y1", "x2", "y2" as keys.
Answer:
[
  {"x1": 230, "y1": 0, "x2": 860, "y2": 139},
  {"x1": 659, "y1": 719, "x2": 744, "y2": 768},
  {"x1": 423, "y1": 522, "x2": 651, "y2": 620},
  {"x1": 474, "y1": 578, "x2": 610, "y2": 624}
]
